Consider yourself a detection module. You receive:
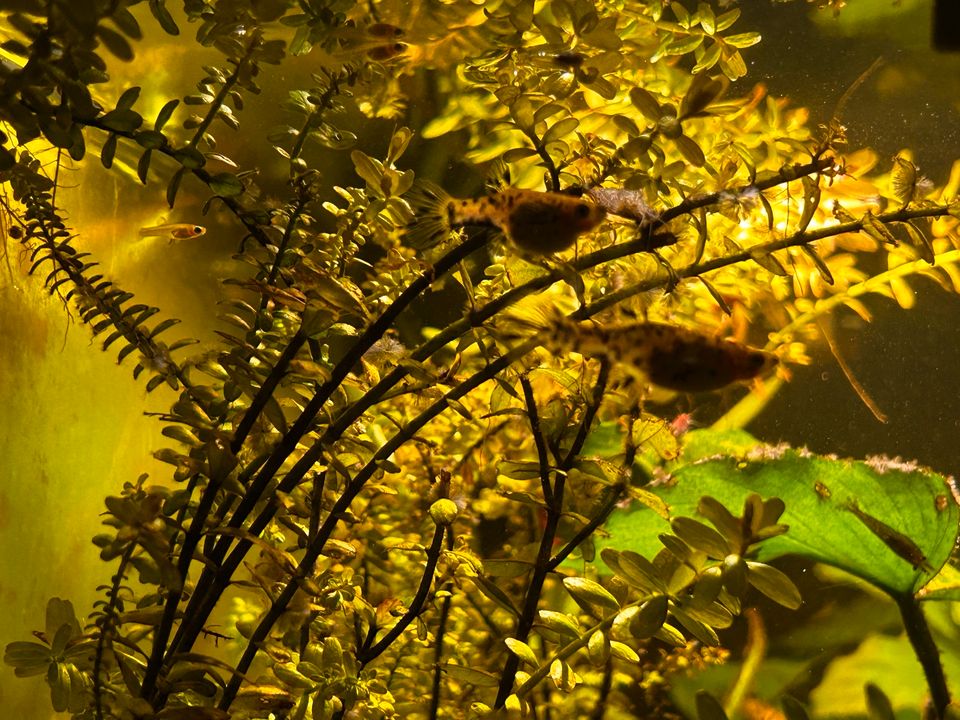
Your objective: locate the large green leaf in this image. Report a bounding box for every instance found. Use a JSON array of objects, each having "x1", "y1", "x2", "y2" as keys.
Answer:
[{"x1": 599, "y1": 437, "x2": 958, "y2": 597}]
